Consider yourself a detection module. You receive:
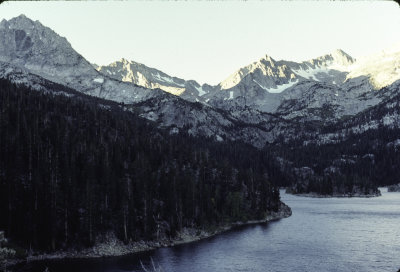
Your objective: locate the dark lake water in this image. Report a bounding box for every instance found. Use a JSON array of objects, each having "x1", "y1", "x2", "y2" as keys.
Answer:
[{"x1": 13, "y1": 188, "x2": 400, "y2": 272}]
